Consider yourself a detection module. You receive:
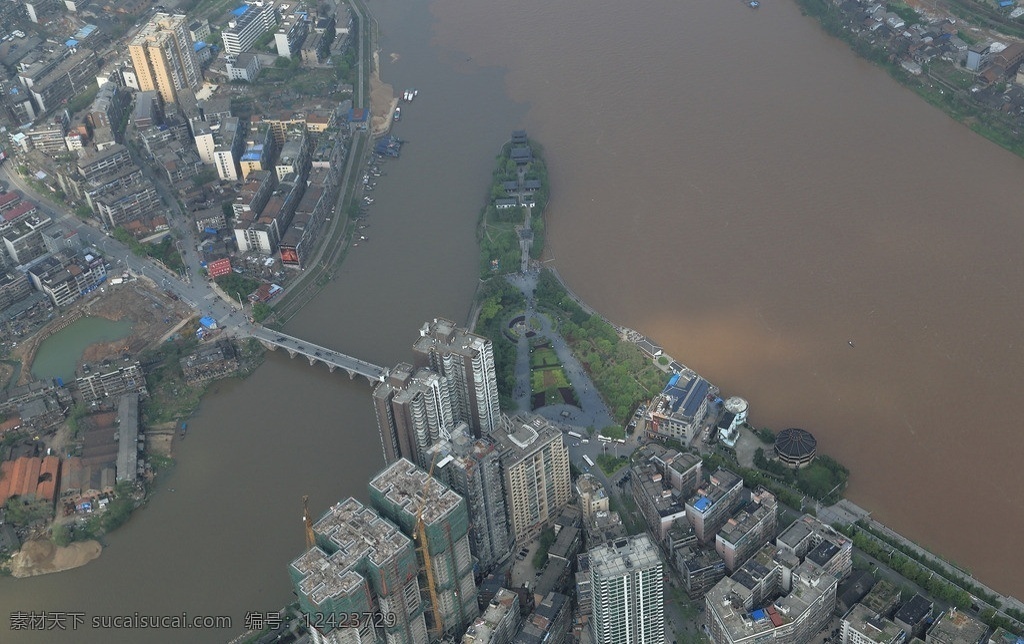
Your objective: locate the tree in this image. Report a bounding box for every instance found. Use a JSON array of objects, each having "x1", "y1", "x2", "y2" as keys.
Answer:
[{"x1": 252, "y1": 302, "x2": 272, "y2": 323}]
